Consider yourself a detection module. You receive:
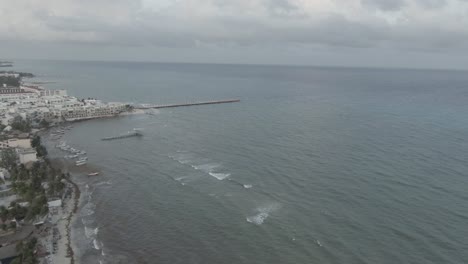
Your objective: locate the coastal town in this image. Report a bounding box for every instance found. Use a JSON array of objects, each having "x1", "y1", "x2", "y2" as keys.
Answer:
[{"x1": 0, "y1": 64, "x2": 132, "y2": 264}]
